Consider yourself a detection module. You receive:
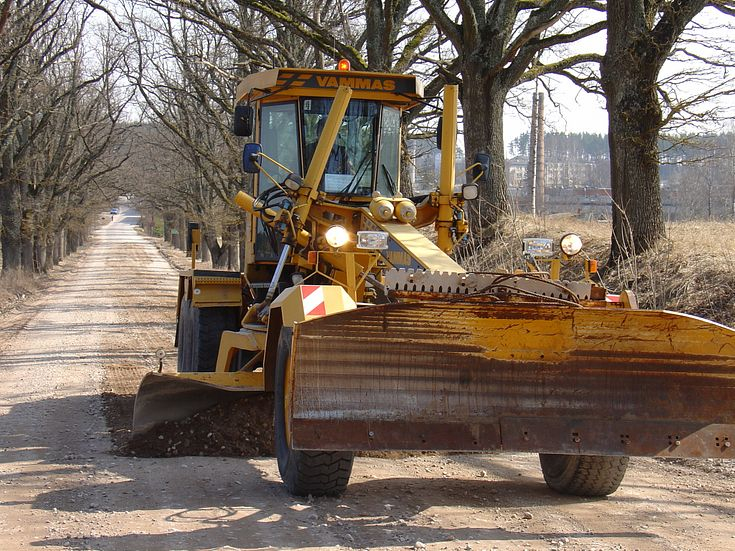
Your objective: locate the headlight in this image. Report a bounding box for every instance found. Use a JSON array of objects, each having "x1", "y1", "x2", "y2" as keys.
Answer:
[
  {"x1": 461, "y1": 183, "x2": 479, "y2": 200},
  {"x1": 560, "y1": 233, "x2": 583, "y2": 256},
  {"x1": 356, "y1": 230, "x2": 389, "y2": 250},
  {"x1": 325, "y1": 225, "x2": 351, "y2": 248},
  {"x1": 369, "y1": 197, "x2": 394, "y2": 221}
]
